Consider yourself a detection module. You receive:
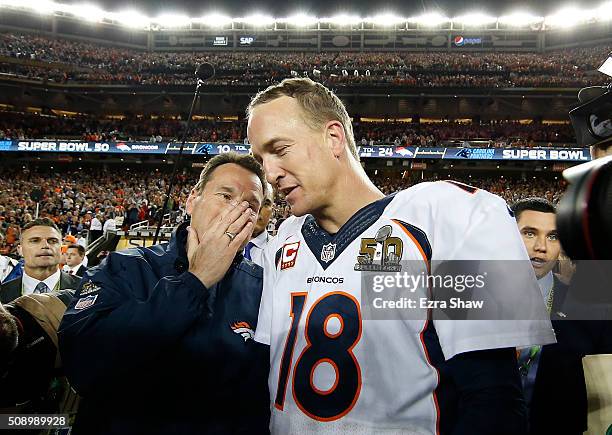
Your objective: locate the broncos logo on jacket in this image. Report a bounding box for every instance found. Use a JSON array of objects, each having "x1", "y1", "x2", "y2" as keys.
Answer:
[{"x1": 231, "y1": 321, "x2": 254, "y2": 342}]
